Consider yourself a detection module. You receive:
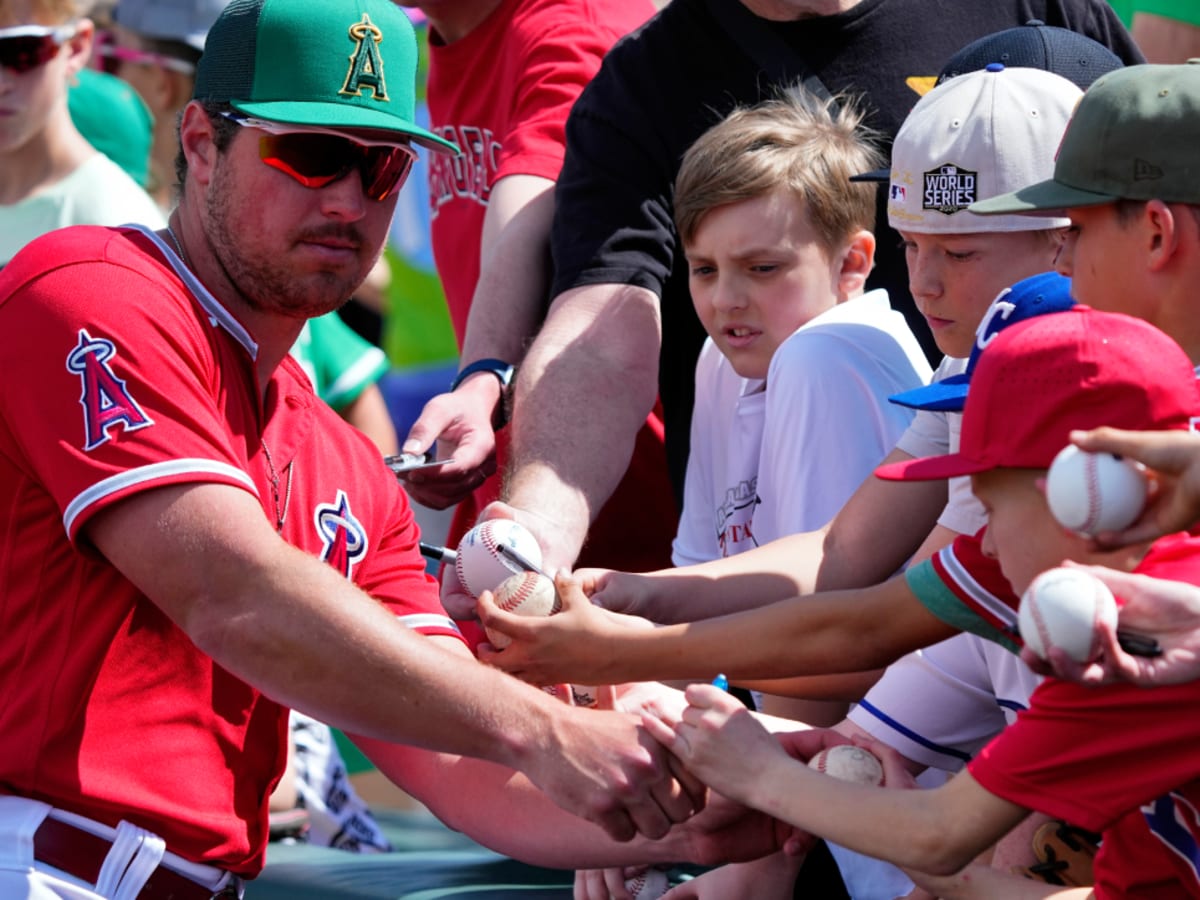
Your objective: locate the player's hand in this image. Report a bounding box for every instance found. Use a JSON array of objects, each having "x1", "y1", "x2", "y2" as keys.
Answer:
[
  {"x1": 1020, "y1": 562, "x2": 1200, "y2": 687},
  {"x1": 531, "y1": 702, "x2": 707, "y2": 843},
  {"x1": 399, "y1": 386, "x2": 499, "y2": 509},
  {"x1": 438, "y1": 558, "x2": 478, "y2": 621},
  {"x1": 1069, "y1": 427, "x2": 1200, "y2": 548},
  {"x1": 477, "y1": 570, "x2": 655, "y2": 685}
]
